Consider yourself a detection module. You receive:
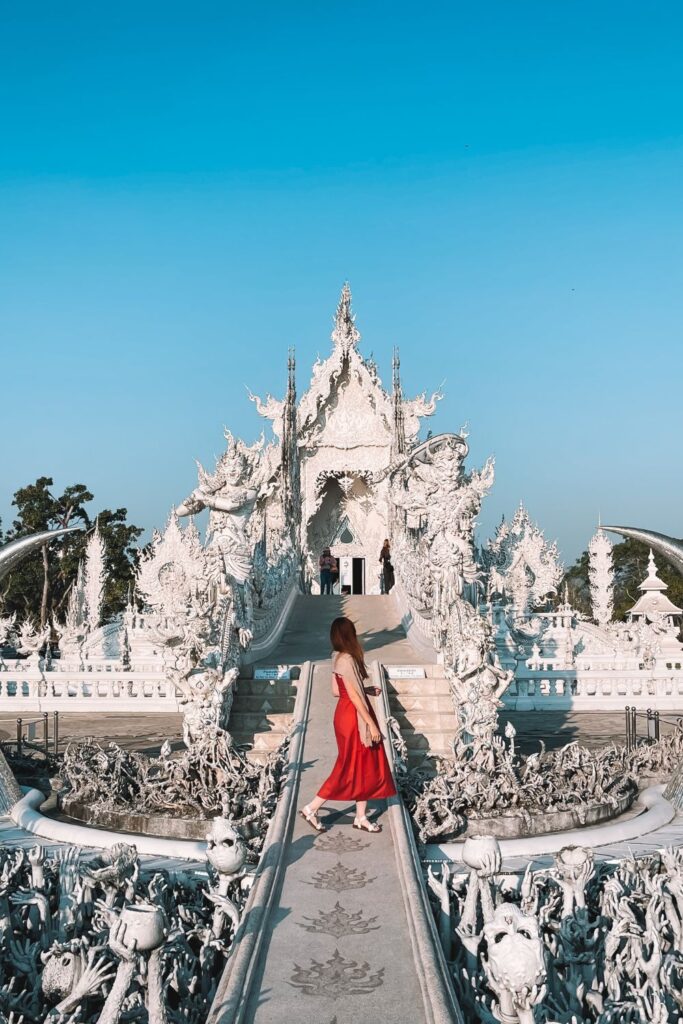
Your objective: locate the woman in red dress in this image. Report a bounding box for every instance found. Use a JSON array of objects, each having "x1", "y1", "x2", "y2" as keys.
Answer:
[{"x1": 300, "y1": 616, "x2": 396, "y2": 834}]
